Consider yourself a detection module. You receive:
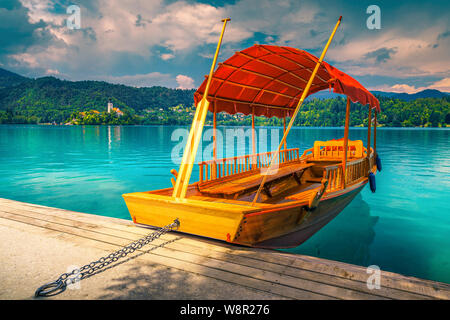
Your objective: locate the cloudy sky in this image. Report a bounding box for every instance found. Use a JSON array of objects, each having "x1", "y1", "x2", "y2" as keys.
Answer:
[{"x1": 1, "y1": 0, "x2": 449, "y2": 92}]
